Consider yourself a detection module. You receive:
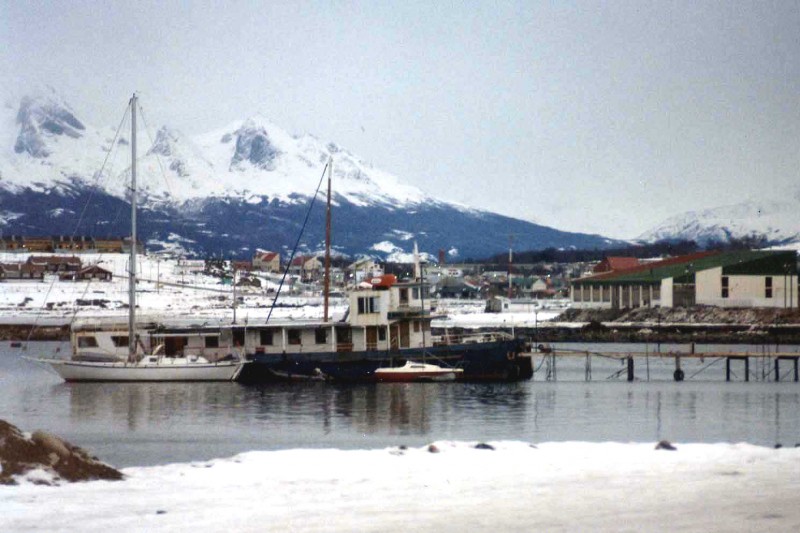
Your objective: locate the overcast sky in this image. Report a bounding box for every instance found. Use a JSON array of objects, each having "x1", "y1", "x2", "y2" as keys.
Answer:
[{"x1": 2, "y1": 1, "x2": 799, "y2": 239}]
